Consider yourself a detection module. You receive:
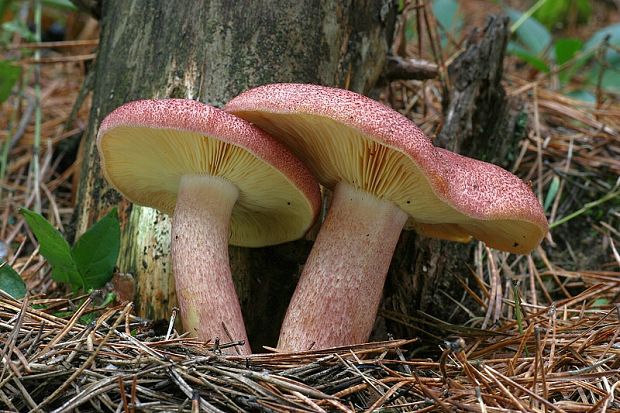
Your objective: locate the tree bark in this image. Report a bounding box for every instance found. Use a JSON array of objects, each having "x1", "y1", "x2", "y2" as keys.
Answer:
[{"x1": 73, "y1": 0, "x2": 397, "y2": 350}]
